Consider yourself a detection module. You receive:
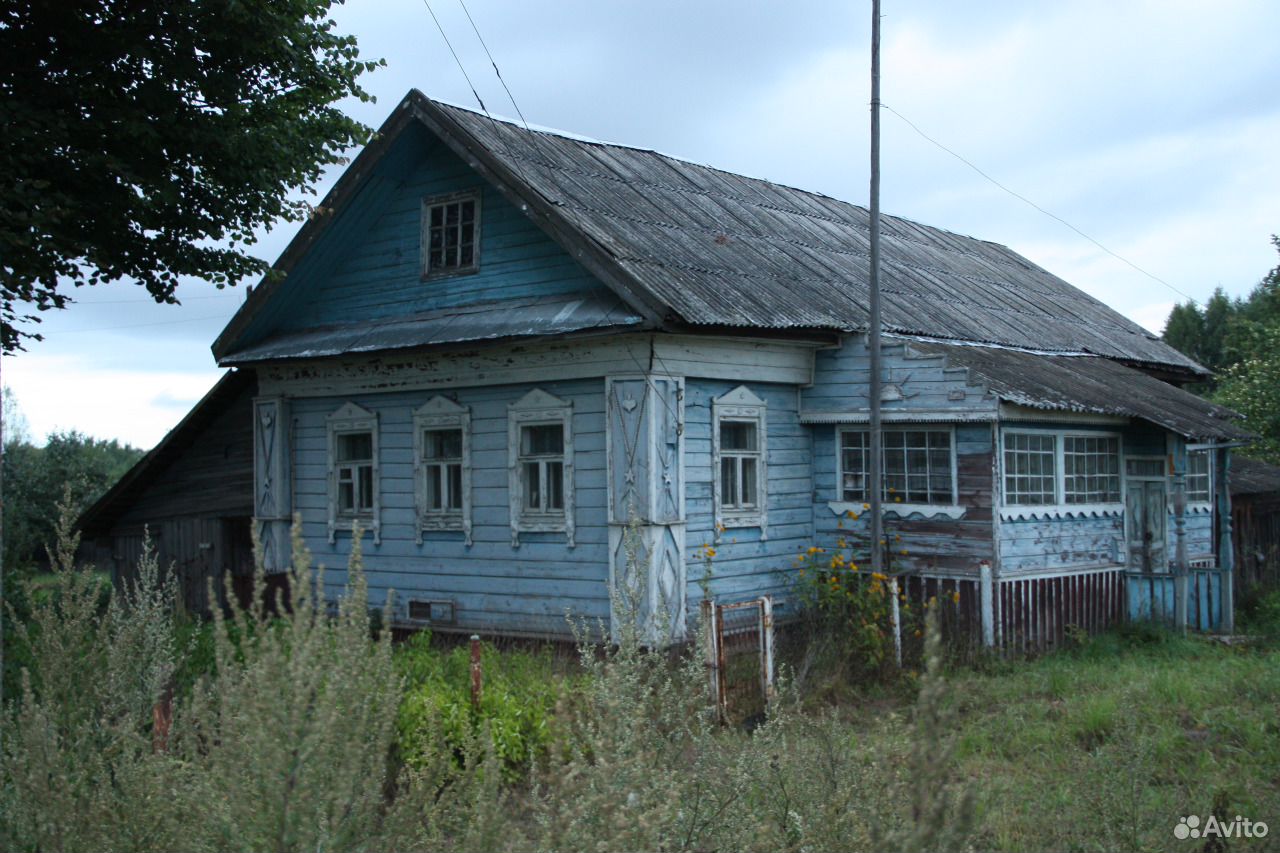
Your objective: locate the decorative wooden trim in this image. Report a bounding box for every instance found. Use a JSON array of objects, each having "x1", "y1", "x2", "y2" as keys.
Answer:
[
  {"x1": 412, "y1": 395, "x2": 472, "y2": 546},
  {"x1": 827, "y1": 501, "x2": 966, "y2": 521},
  {"x1": 256, "y1": 334, "x2": 817, "y2": 397},
  {"x1": 712, "y1": 385, "x2": 768, "y2": 540},
  {"x1": 326, "y1": 402, "x2": 380, "y2": 546},
  {"x1": 507, "y1": 388, "x2": 575, "y2": 548},
  {"x1": 801, "y1": 409, "x2": 995, "y2": 424},
  {"x1": 999, "y1": 504, "x2": 1124, "y2": 522}
]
